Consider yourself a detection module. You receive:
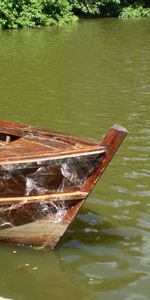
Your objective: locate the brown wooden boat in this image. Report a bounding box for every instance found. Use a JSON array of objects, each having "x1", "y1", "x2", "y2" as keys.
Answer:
[{"x1": 0, "y1": 121, "x2": 127, "y2": 248}]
